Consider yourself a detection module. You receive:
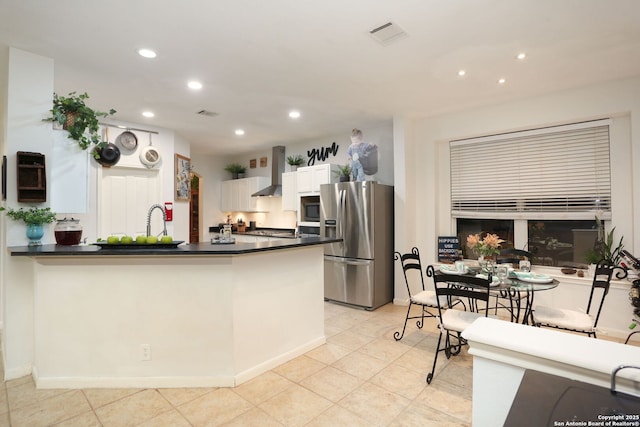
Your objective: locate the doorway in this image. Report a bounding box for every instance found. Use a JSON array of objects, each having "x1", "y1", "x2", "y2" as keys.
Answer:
[{"x1": 190, "y1": 173, "x2": 202, "y2": 243}]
